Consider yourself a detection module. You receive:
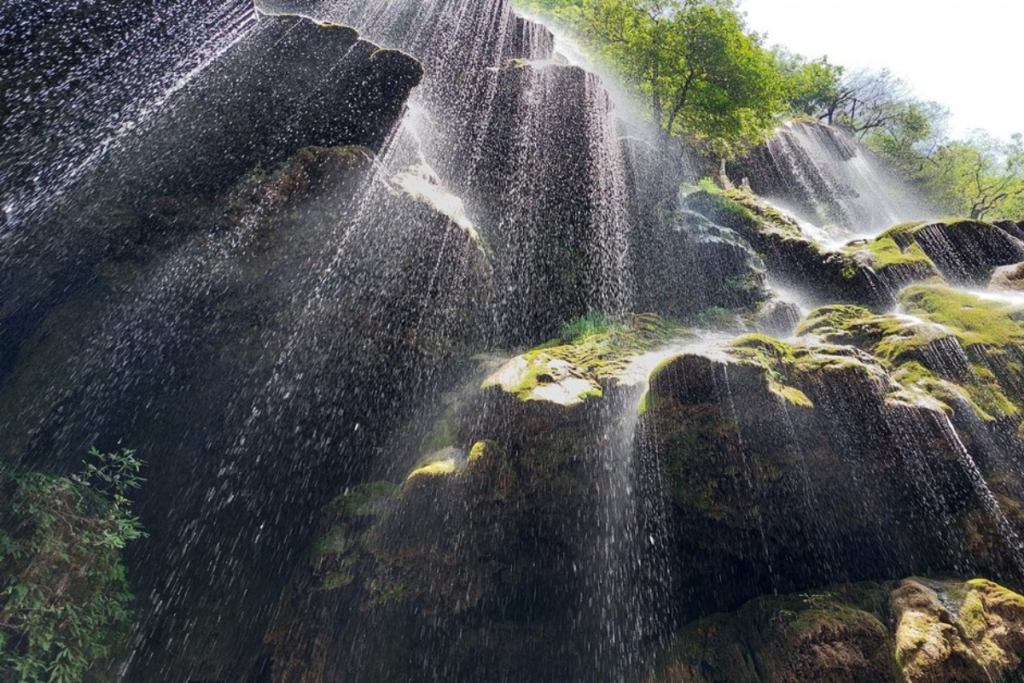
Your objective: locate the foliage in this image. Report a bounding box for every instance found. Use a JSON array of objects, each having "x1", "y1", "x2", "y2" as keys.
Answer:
[
  {"x1": 516, "y1": 0, "x2": 788, "y2": 158},
  {"x1": 773, "y1": 48, "x2": 844, "y2": 120},
  {"x1": 780, "y1": 57, "x2": 1021, "y2": 221},
  {"x1": 557, "y1": 310, "x2": 621, "y2": 343},
  {"x1": 0, "y1": 449, "x2": 146, "y2": 682},
  {"x1": 918, "y1": 132, "x2": 1024, "y2": 220}
]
